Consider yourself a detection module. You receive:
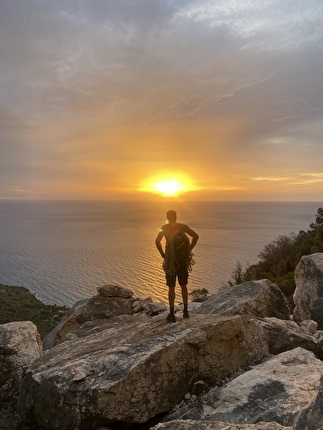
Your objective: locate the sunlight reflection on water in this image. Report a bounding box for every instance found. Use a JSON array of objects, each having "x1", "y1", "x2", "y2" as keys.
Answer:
[{"x1": 0, "y1": 200, "x2": 320, "y2": 306}]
